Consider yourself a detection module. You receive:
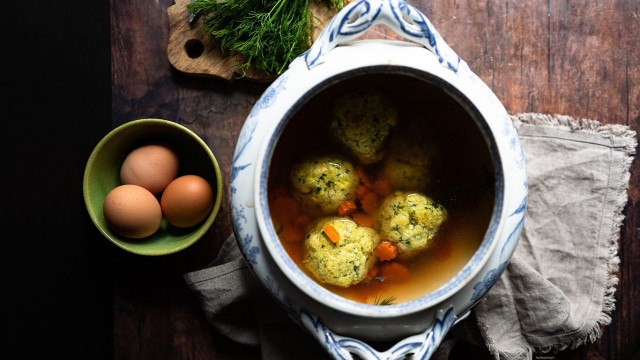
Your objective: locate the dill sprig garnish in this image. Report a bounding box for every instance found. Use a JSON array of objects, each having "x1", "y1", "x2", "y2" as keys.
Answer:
[
  {"x1": 188, "y1": 0, "x2": 347, "y2": 76},
  {"x1": 373, "y1": 294, "x2": 397, "y2": 306}
]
